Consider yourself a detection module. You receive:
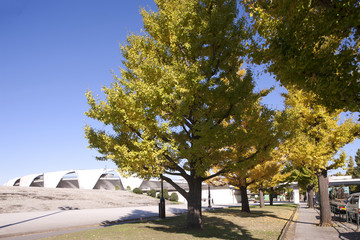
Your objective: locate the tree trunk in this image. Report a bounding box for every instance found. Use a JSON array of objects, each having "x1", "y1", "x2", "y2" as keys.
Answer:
[
  {"x1": 269, "y1": 187, "x2": 274, "y2": 206},
  {"x1": 307, "y1": 185, "x2": 314, "y2": 208},
  {"x1": 240, "y1": 185, "x2": 250, "y2": 212},
  {"x1": 259, "y1": 188, "x2": 265, "y2": 208},
  {"x1": 317, "y1": 169, "x2": 332, "y2": 226},
  {"x1": 187, "y1": 178, "x2": 203, "y2": 229}
]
